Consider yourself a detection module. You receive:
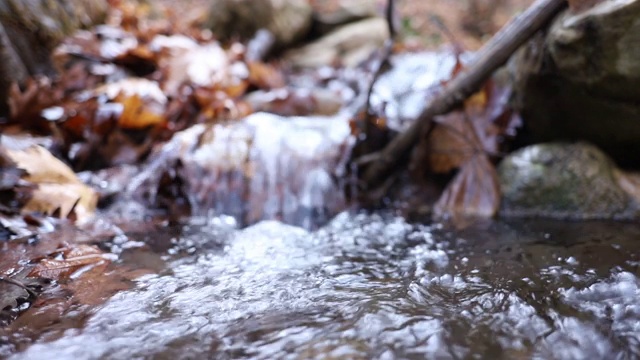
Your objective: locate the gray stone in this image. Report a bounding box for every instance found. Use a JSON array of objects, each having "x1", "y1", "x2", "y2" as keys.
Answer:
[
  {"x1": 510, "y1": 0, "x2": 640, "y2": 168},
  {"x1": 205, "y1": 0, "x2": 312, "y2": 48},
  {"x1": 310, "y1": 0, "x2": 378, "y2": 35},
  {"x1": 284, "y1": 17, "x2": 388, "y2": 68},
  {"x1": 498, "y1": 142, "x2": 640, "y2": 220}
]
